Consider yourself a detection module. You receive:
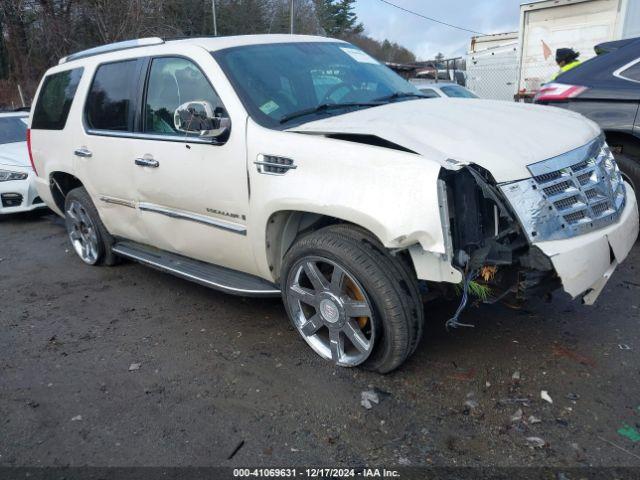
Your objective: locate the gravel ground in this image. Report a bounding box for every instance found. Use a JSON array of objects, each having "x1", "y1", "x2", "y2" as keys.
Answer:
[{"x1": 1, "y1": 211, "x2": 640, "y2": 468}]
